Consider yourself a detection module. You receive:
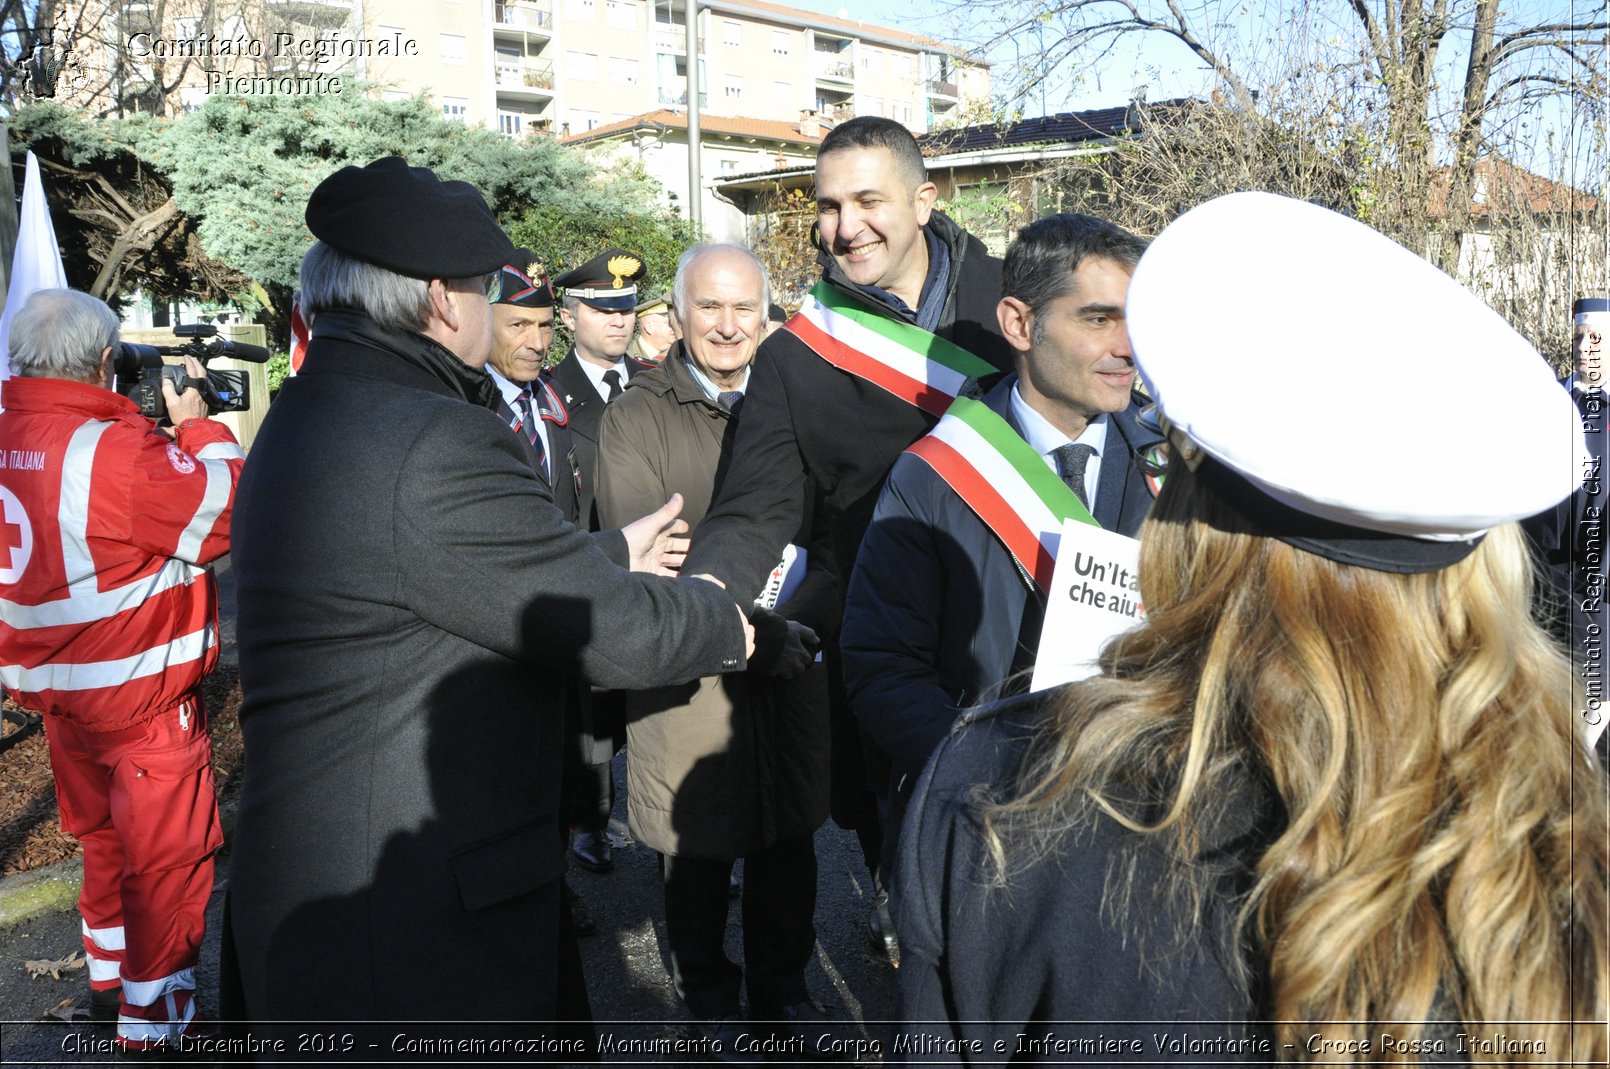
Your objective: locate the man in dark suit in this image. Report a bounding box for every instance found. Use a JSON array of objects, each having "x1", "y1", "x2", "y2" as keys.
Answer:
[
  {"x1": 840, "y1": 213, "x2": 1160, "y2": 877},
  {"x1": 225, "y1": 157, "x2": 752, "y2": 1037},
  {"x1": 483, "y1": 251, "x2": 607, "y2": 935},
  {"x1": 545, "y1": 249, "x2": 656, "y2": 873}
]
